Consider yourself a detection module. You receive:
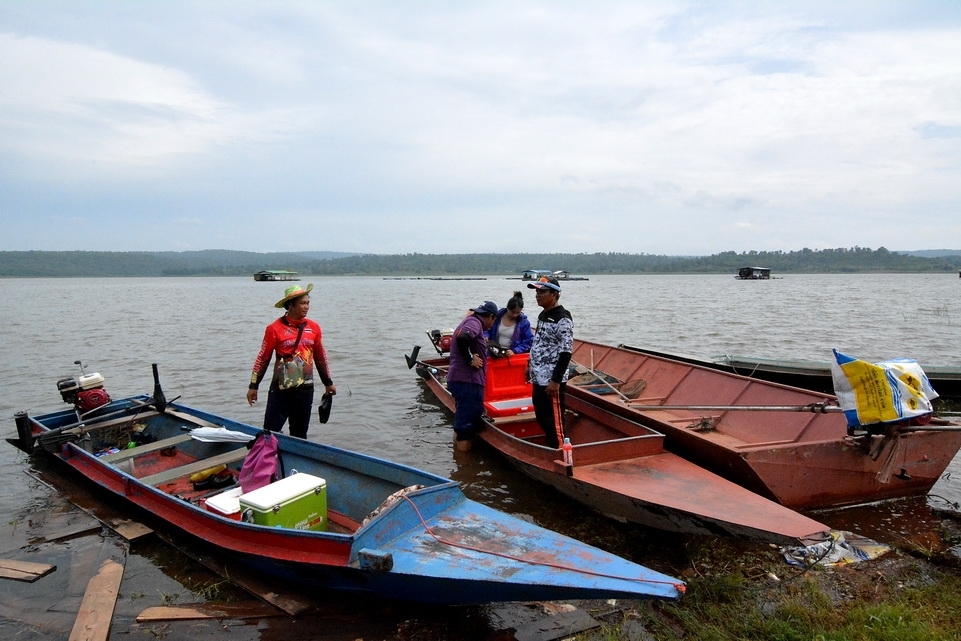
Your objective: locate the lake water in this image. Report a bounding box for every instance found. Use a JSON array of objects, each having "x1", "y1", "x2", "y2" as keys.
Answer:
[
  {"x1": 0, "y1": 274, "x2": 961, "y2": 639},
  {"x1": 2, "y1": 273, "x2": 960, "y2": 531}
]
